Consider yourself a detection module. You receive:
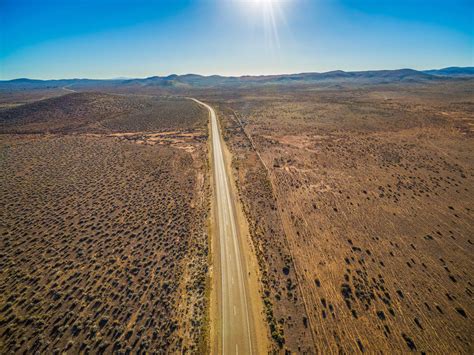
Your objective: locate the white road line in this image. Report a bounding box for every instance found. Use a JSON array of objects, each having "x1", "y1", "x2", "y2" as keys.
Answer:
[{"x1": 191, "y1": 98, "x2": 254, "y2": 355}]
